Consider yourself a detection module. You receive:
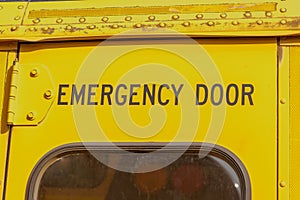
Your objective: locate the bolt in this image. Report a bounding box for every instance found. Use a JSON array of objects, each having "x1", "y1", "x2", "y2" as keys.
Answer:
[
  {"x1": 32, "y1": 18, "x2": 40, "y2": 24},
  {"x1": 196, "y1": 14, "x2": 204, "y2": 19},
  {"x1": 280, "y1": 98, "x2": 286, "y2": 104},
  {"x1": 102, "y1": 17, "x2": 109, "y2": 22},
  {"x1": 88, "y1": 25, "x2": 96, "y2": 30},
  {"x1": 79, "y1": 17, "x2": 86, "y2": 23},
  {"x1": 148, "y1": 16, "x2": 155, "y2": 21},
  {"x1": 279, "y1": 181, "x2": 286, "y2": 187},
  {"x1": 265, "y1": 11, "x2": 272, "y2": 17},
  {"x1": 30, "y1": 69, "x2": 39, "y2": 77},
  {"x1": 17, "y1": 5, "x2": 24, "y2": 9},
  {"x1": 244, "y1": 12, "x2": 252, "y2": 18},
  {"x1": 11, "y1": 26, "x2": 18, "y2": 31},
  {"x1": 280, "y1": 19, "x2": 287, "y2": 25},
  {"x1": 207, "y1": 21, "x2": 214, "y2": 26},
  {"x1": 182, "y1": 21, "x2": 190, "y2": 27},
  {"x1": 27, "y1": 112, "x2": 35, "y2": 121},
  {"x1": 29, "y1": 27, "x2": 37, "y2": 32},
  {"x1": 135, "y1": 23, "x2": 142, "y2": 28},
  {"x1": 42, "y1": 27, "x2": 49, "y2": 31},
  {"x1": 158, "y1": 22, "x2": 166, "y2": 27},
  {"x1": 111, "y1": 24, "x2": 119, "y2": 29},
  {"x1": 172, "y1": 15, "x2": 180, "y2": 20},
  {"x1": 56, "y1": 18, "x2": 63, "y2": 24},
  {"x1": 125, "y1": 16, "x2": 132, "y2": 21},
  {"x1": 232, "y1": 21, "x2": 239, "y2": 26},
  {"x1": 44, "y1": 90, "x2": 53, "y2": 100},
  {"x1": 66, "y1": 25, "x2": 72, "y2": 30},
  {"x1": 220, "y1": 13, "x2": 227, "y2": 18},
  {"x1": 280, "y1": 8, "x2": 287, "y2": 13},
  {"x1": 256, "y1": 20, "x2": 263, "y2": 25}
]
